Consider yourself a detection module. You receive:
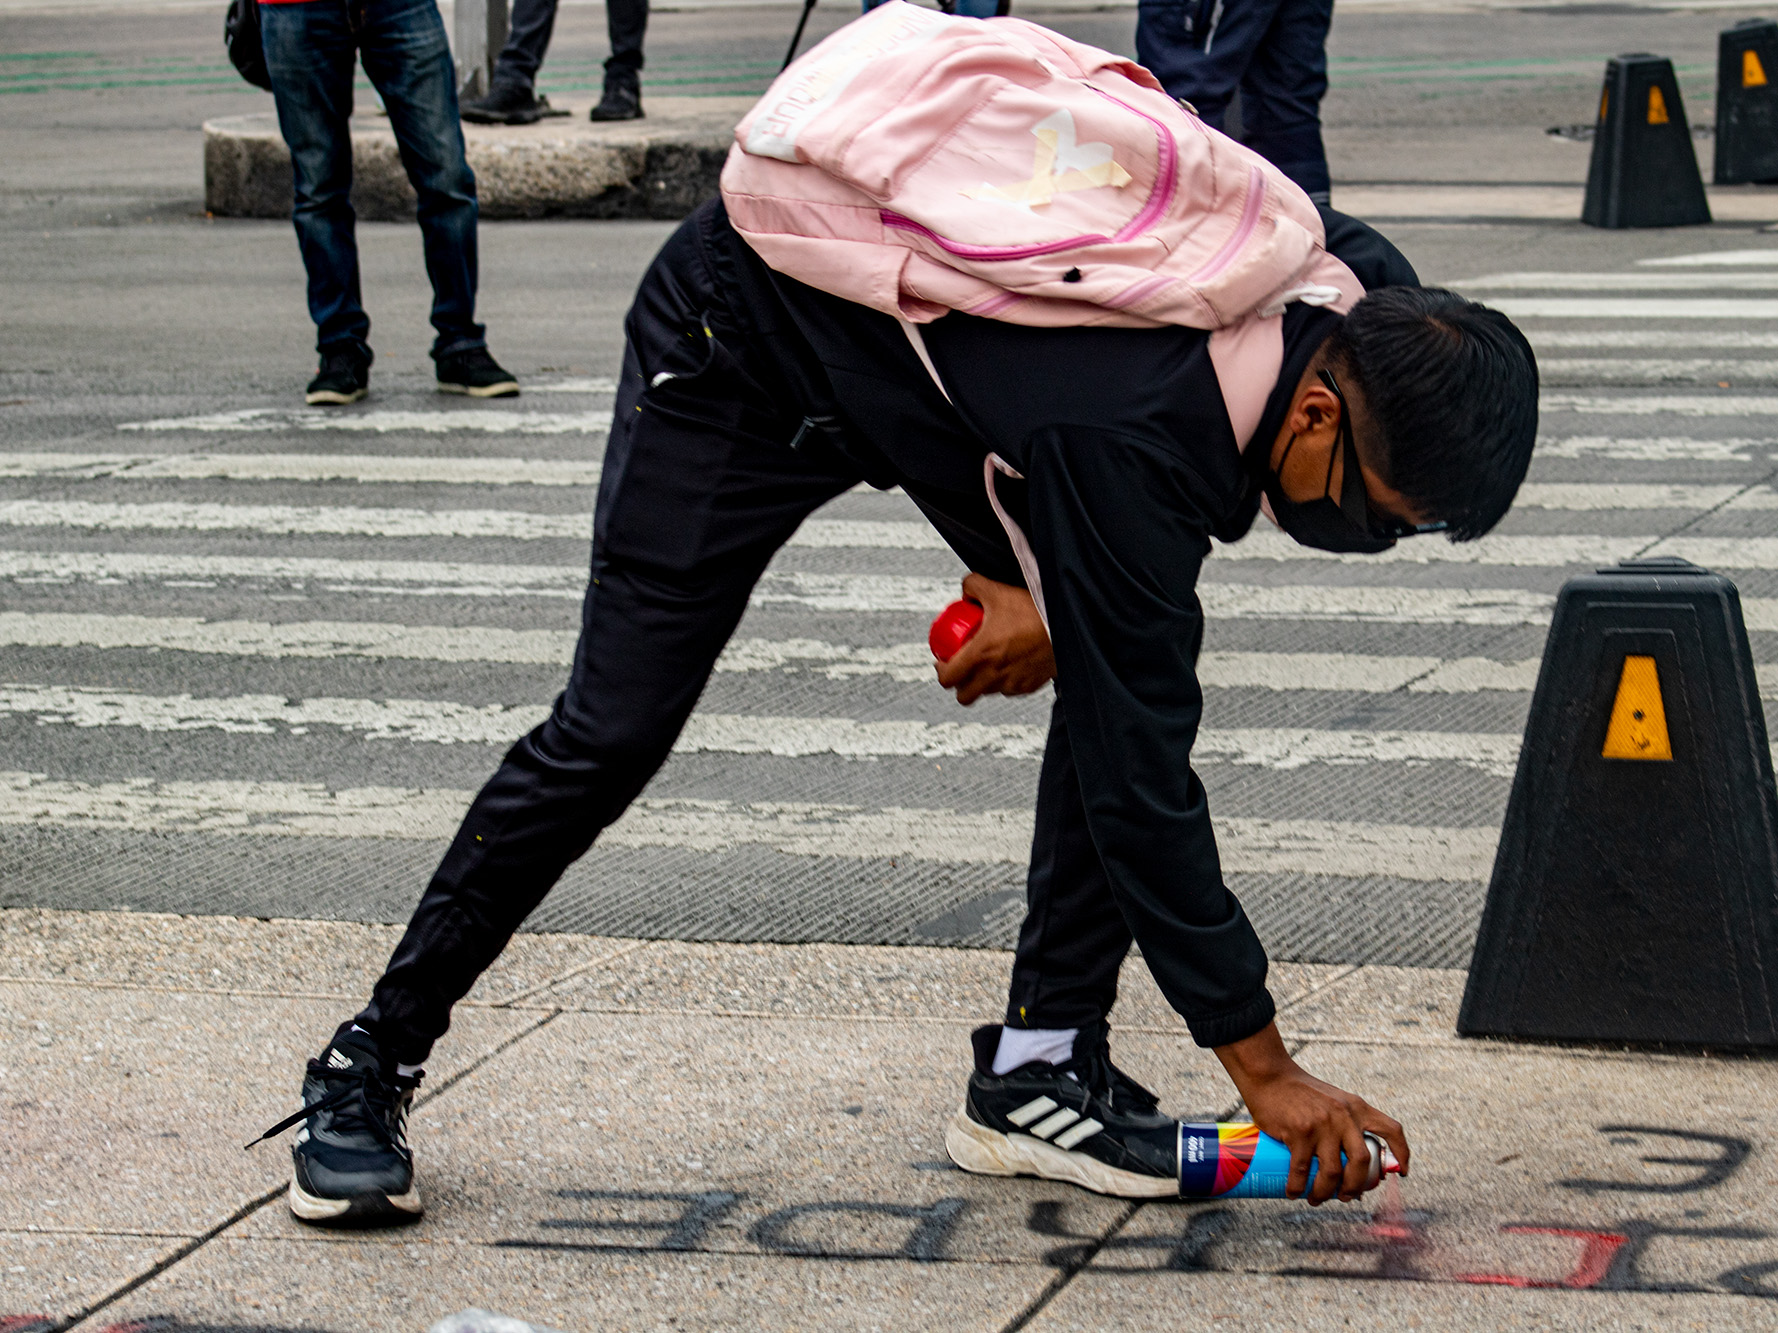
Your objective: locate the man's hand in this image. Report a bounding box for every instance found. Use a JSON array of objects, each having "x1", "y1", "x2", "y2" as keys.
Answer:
[
  {"x1": 935, "y1": 573, "x2": 1056, "y2": 706},
  {"x1": 1214, "y1": 1022, "x2": 1410, "y2": 1204}
]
